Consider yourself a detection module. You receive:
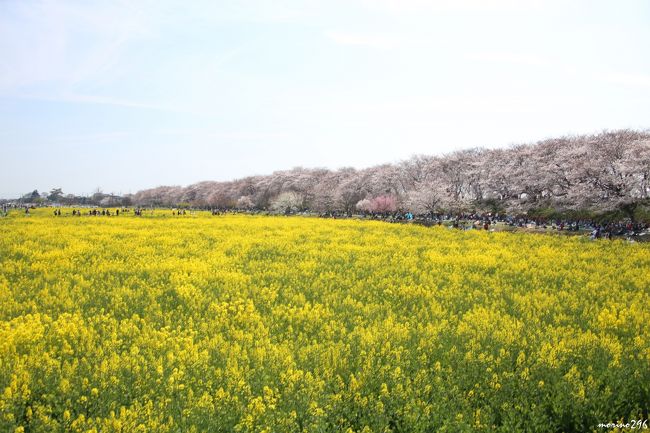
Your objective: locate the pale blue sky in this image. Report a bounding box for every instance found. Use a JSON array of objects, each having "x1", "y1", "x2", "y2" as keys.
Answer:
[{"x1": 1, "y1": 0, "x2": 649, "y2": 197}]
